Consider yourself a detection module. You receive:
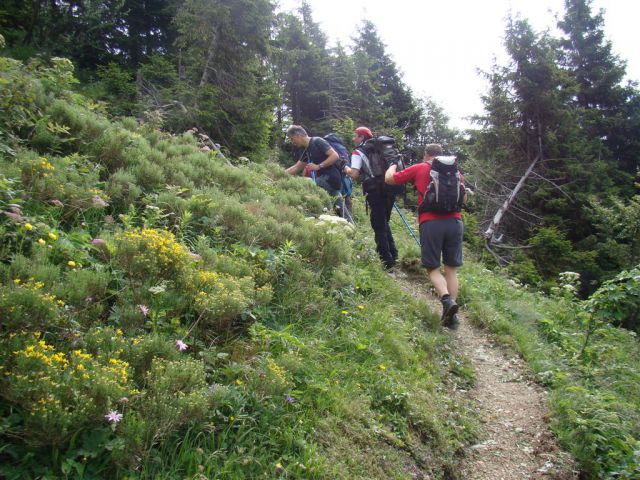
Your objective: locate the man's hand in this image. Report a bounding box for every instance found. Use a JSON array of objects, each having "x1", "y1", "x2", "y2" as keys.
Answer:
[
  {"x1": 345, "y1": 166, "x2": 360, "y2": 180},
  {"x1": 307, "y1": 163, "x2": 321, "y2": 172},
  {"x1": 286, "y1": 161, "x2": 305, "y2": 175}
]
